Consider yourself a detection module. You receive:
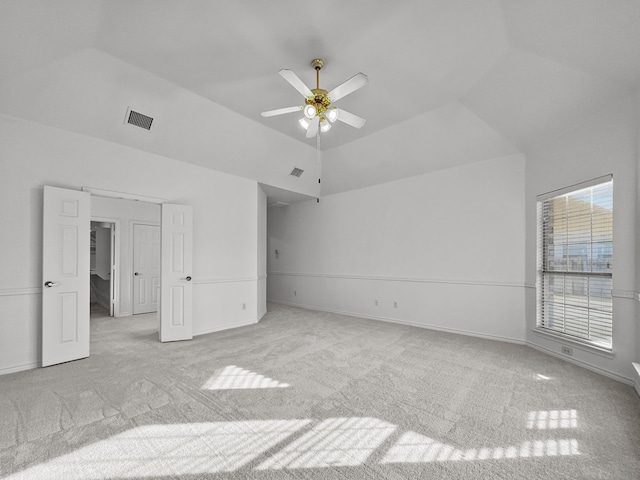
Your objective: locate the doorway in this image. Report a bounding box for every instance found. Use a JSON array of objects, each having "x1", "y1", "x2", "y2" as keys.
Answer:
[
  {"x1": 90, "y1": 220, "x2": 117, "y2": 317},
  {"x1": 42, "y1": 186, "x2": 194, "y2": 367},
  {"x1": 132, "y1": 223, "x2": 160, "y2": 314}
]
